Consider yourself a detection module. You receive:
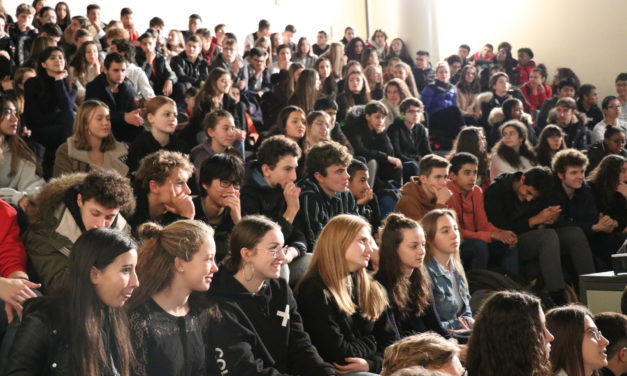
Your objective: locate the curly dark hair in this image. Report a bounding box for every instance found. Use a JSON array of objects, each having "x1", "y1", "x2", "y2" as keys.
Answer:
[
  {"x1": 305, "y1": 140, "x2": 351, "y2": 178},
  {"x1": 494, "y1": 120, "x2": 537, "y2": 168},
  {"x1": 377, "y1": 213, "x2": 430, "y2": 318},
  {"x1": 466, "y1": 291, "x2": 552, "y2": 376},
  {"x1": 256, "y1": 135, "x2": 301, "y2": 169},
  {"x1": 134, "y1": 150, "x2": 193, "y2": 194},
  {"x1": 79, "y1": 170, "x2": 134, "y2": 211}
]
